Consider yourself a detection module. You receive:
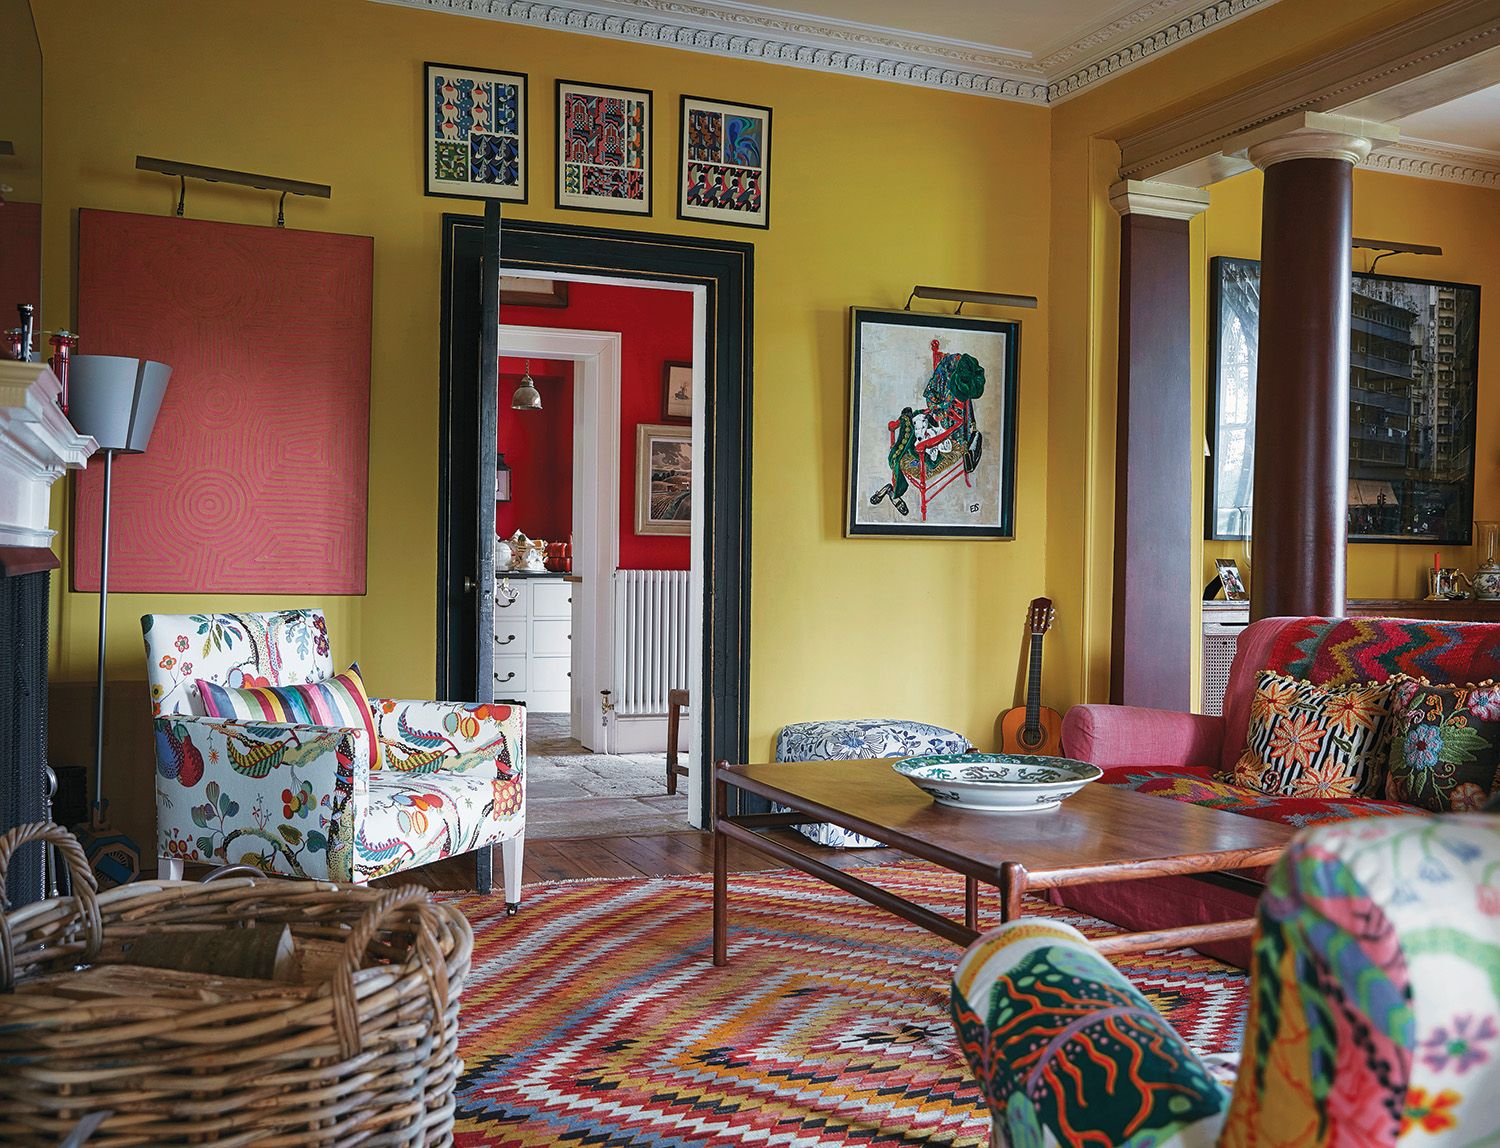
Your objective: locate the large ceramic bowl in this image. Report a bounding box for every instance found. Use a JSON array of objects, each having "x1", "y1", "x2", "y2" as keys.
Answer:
[{"x1": 891, "y1": 753, "x2": 1103, "y2": 813}]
